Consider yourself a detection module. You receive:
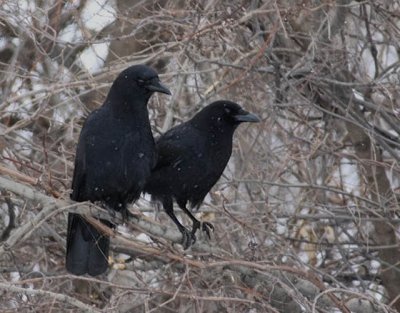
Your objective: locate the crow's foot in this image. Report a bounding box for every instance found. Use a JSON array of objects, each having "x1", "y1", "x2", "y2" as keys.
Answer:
[{"x1": 180, "y1": 227, "x2": 196, "y2": 249}]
